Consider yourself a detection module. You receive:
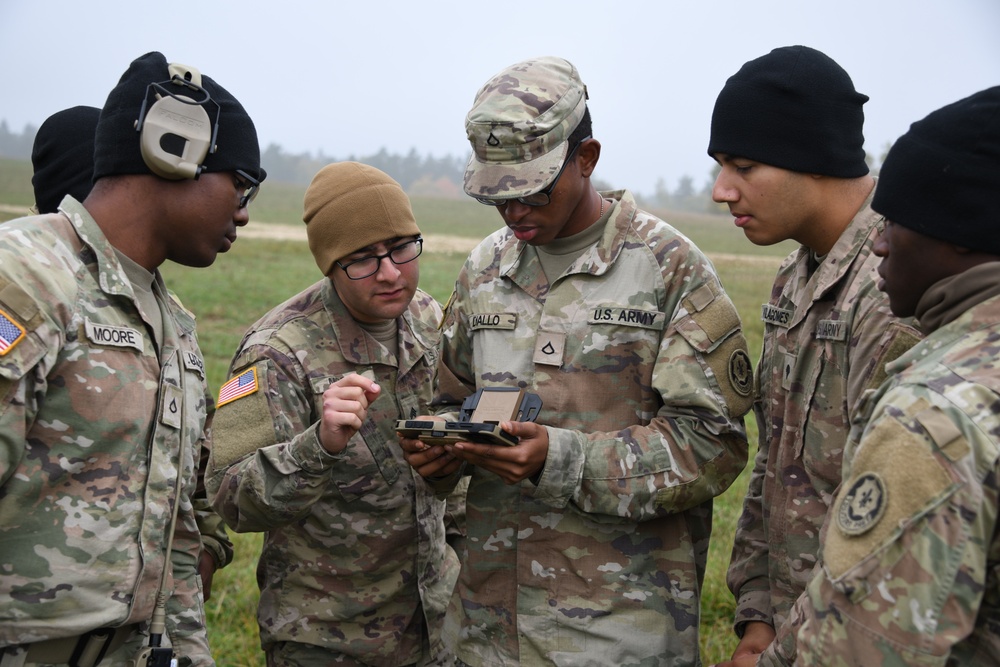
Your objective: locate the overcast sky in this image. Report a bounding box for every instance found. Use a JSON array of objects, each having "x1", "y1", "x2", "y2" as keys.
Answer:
[{"x1": 2, "y1": 0, "x2": 998, "y2": 196}]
